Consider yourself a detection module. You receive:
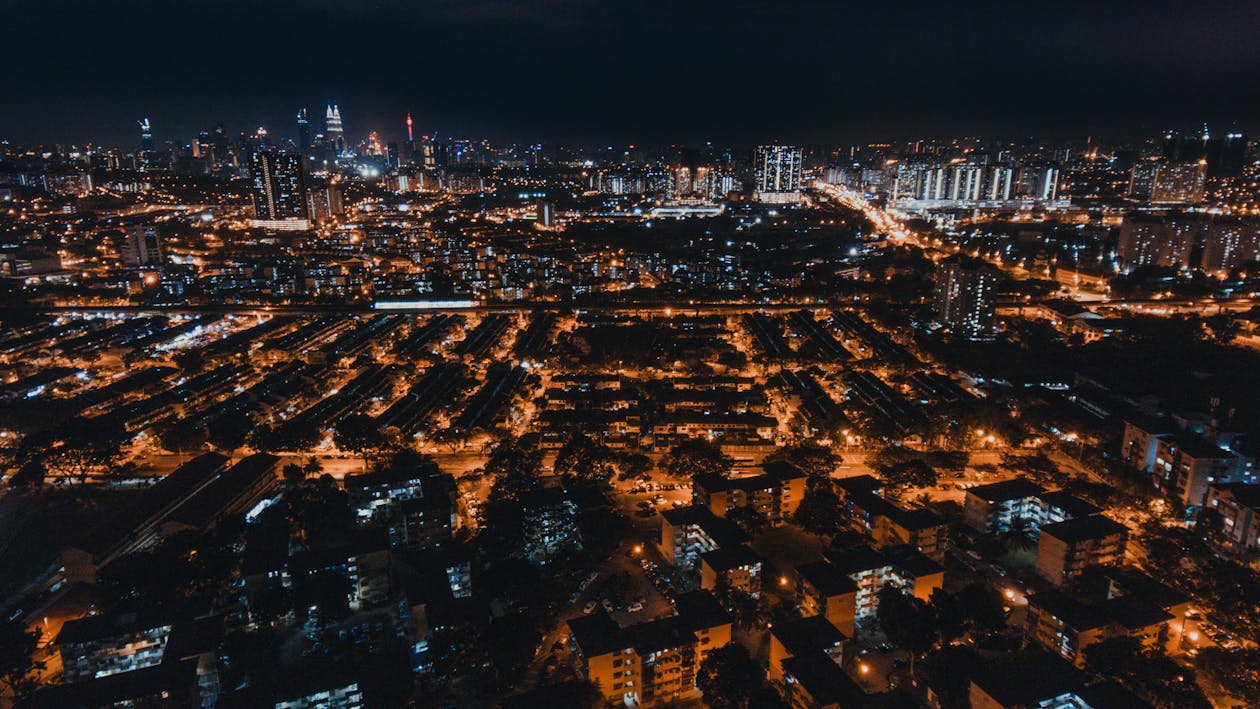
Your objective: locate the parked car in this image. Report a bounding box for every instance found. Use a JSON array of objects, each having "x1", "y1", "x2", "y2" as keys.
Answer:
[
  {"x1": 582, "y1": 601, "x2": 598, "y2": 615},
  {"x1": 627, "y1": 601, "x2": 644, "y2": 613}
]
